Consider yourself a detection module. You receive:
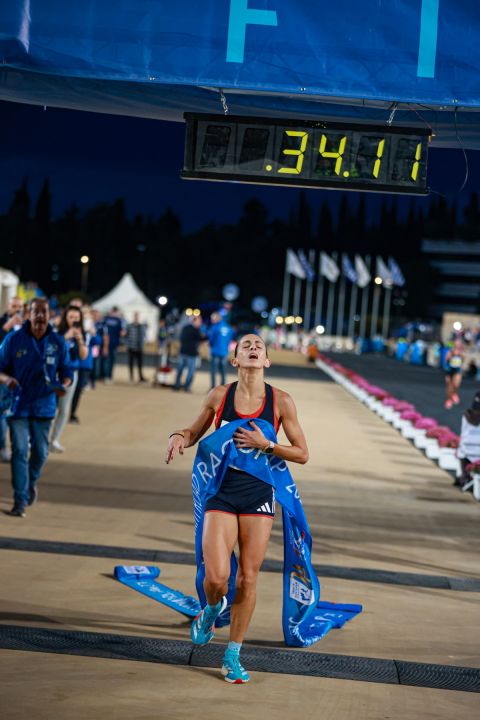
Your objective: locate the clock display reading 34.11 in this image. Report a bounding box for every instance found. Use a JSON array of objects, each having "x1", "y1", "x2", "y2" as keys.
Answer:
[{"x1": 182, "y1": 114, "x2": 430, "y2": 195}]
